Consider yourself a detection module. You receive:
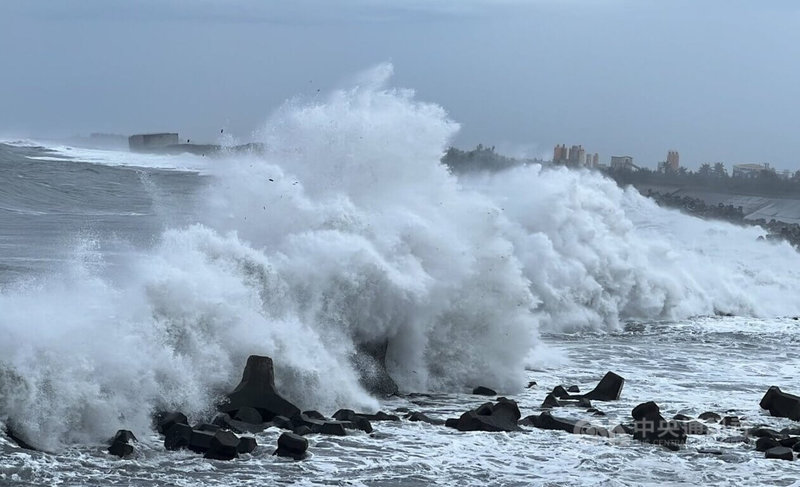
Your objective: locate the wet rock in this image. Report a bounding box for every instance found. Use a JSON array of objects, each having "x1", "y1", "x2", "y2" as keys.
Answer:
[
  {"x1": 698, "y1": 411, "x2": 721, "y2": 422},
  {"x1": 212, "y1": 413, "x2": 268, "y2": 434},
  {"x1": 271, "y1": 415, "x2": 294, "y2": 430},
  {"x1": 4, "y1": 425, "x2": 38, "y2": 451},
  {"x1": 204, "y1": 430, "x2": 240, "y2": 460},
  {"x1": 632, "y1": 401, "x2": 660, "y2": 421},
  {"x1": 164, "y1": 423, "x2": 193, "y2": 451},
  {"x1": 293, "y1": 425, "x2": 312, "y2": 436},
  {"x1": 194, "y1": 423, "x2": 221, "y2": 433},
  {"x1": 613, "y1": 423, "x2": 635, "y2": 435},
  {"x1": 765, "y1": 446, "x2": 794, "y2": 461},
  {"x1": 780, "y1": 437, "x2": 800, "y2": 448},
  {"x1": 233, "y1": 407, "x2": 263, "y2": 425},
  {"x1": 527, "y1": 381, "x2": 537, "y2": 388},
  {"x1": 720, "y1": 416, "x2": 740, "y2": 427},
  {"x1": 577, "y1": 398, "x2": 592, "y2": 408},
  {"x1": 353, "y1": 340, "x2": 399, "y2": 396},
  {"x1": 631, "y1": 402, "x2": 686, "y2": 450},
  {"x1": 237, "y1": 436, "x2": 257, "y2": 454},
  {"x1": 472, "y1": 386, "x2": 497, "y2": 396},
  {"x1": 697, "y1": 448, "x2": 723, "y2": 455},
  {"x1": 718, "y1": 435, "x2": 750, "y2": 444},
  {"x1": 274, "y1": 432, "x2": 308, "y2": 460},
  {"x1": 521, "y1": 412, "x2": 608, "y2": 436},
  {"x1": 108, "y1": 430, "x2": 137, "y2": 458},
  {"x1": 747, "y1": 427, "x2": 783, "y2": 439},
  {"x1": 188, "y1": 430, "x2": 215, "y2": 454},
  {"x1": 760, "y1": 386, "x2": 800, "y2": 421},
  {"x1": 407, "y1": 411, "x2": 444, "y2": 426},
  {"x1": 220, "y1": 355, "x2": 301, "y2": 422},
  {"x1": 551, "y1": 385, "x2": 570, "y2": 399},
  {"x1": 756, "y1": 437, "x2": 781, "y2": 452},
  {"x1": 582, "y1": 371, "x2": 625, "y2": 401},
  {"x1": 541, "y1": 393, "x2": 562, "y2": 408},
  {"x1": 567, "y1": 385, "x2": 580, "y2": 393},
  {"x1": 155, "y1": 411, "x2": 189, "y2": 435},
  {"x1": 295, "y1": 413, "x2": 348, "y2": 436},
  {"x1": 446, "y1": 399, "x2": 521, "y2": 432},
  {"x1": 780, "y1": 427, "x2": 800, "y2": 436},
  {"x1": 302, "y1": 410, "x2": 326, "y2": 420},
  {"x1": 673, "y1": 414, "x2": 692, "y2": 421}
]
